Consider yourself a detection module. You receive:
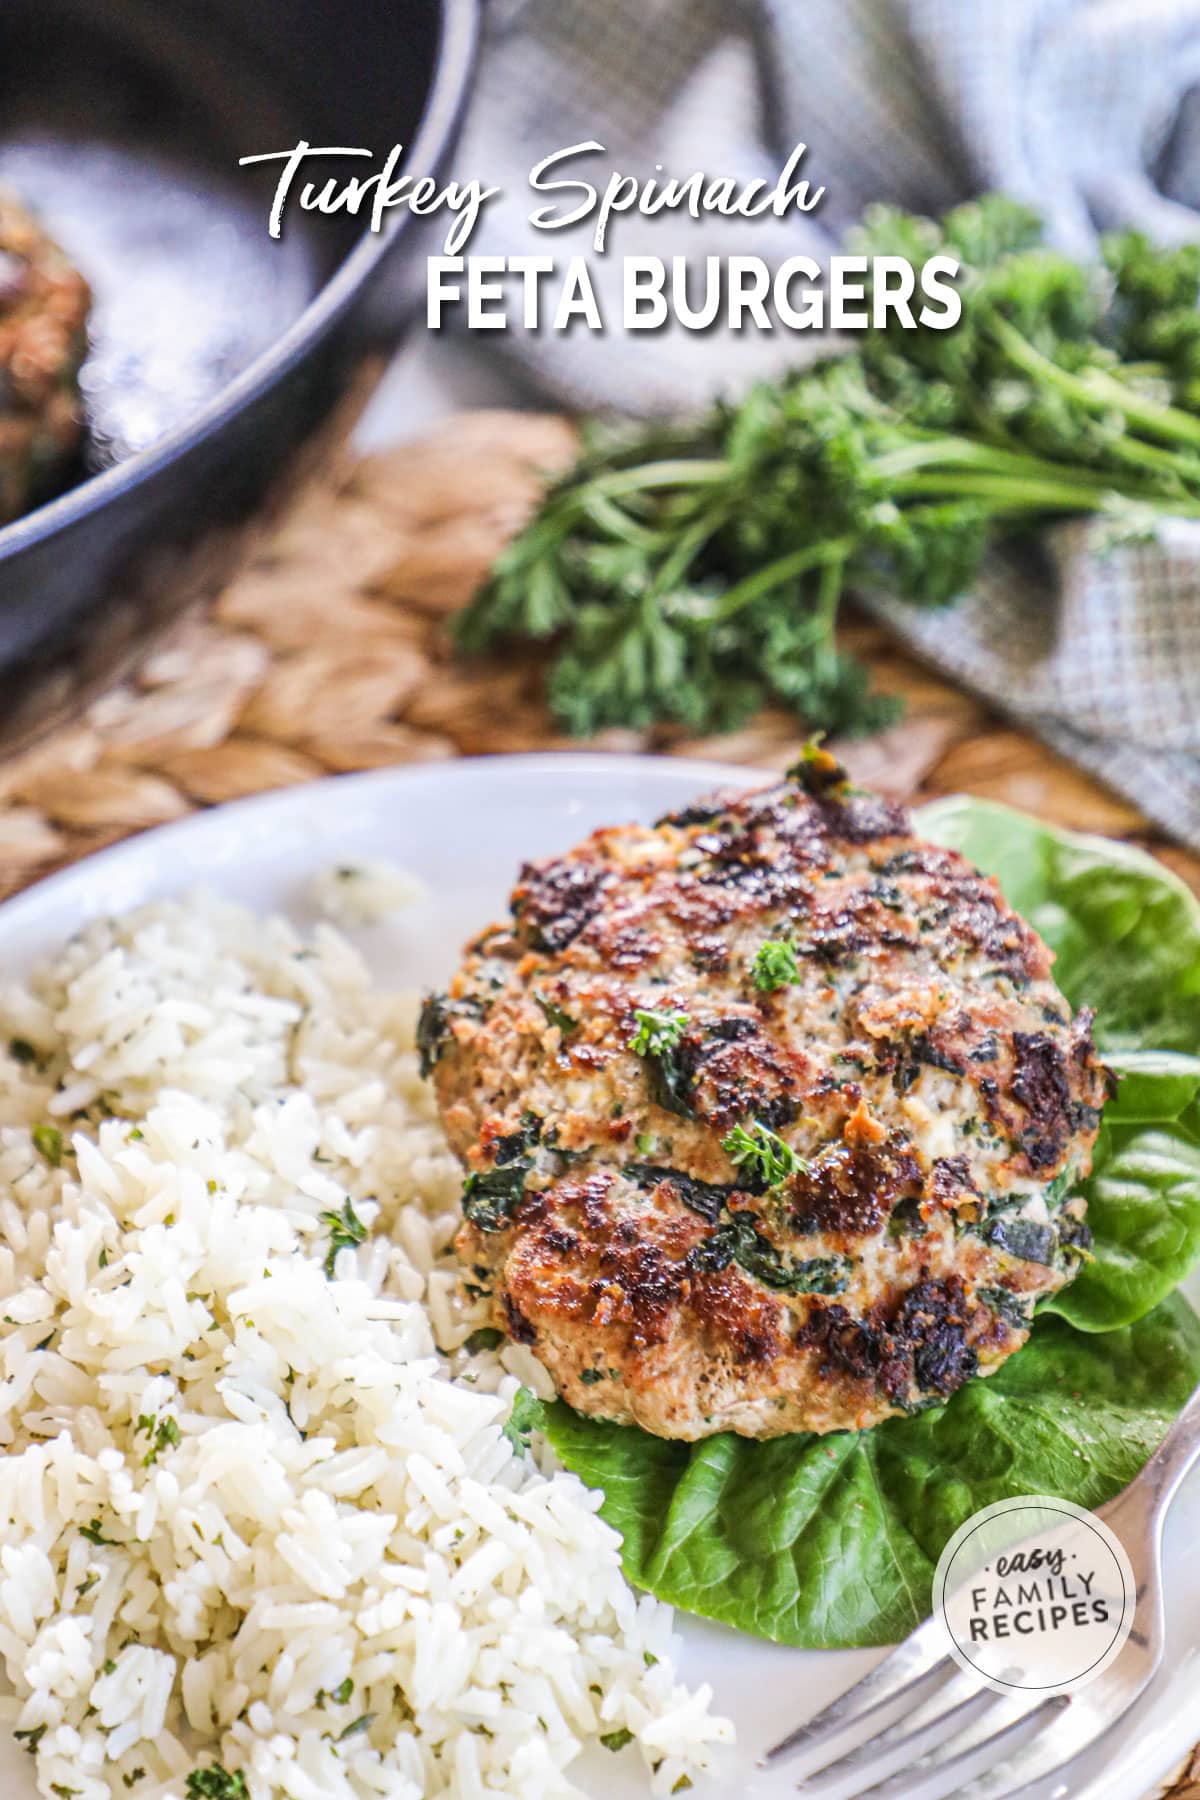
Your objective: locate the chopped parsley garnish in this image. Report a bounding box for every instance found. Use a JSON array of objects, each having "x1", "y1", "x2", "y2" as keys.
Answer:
[
  {"x1": 320, "y1": 1199, "x2": 368, "y2": 1277},
  {"x1": 752, "y1": 939, "x2": 800, "y2": 991},
  {"x1": 332, "y1": 1676, "x2": 354, "y2": 1705},
  {"x1": 502, "y1": 1386, "x2": 543, "y2": 1454},
  {"x1": 32, "y1": 1124, "x2": 63, "y2": 1166},
  {"x1": 337, "y1": 1713, "x2": 374, "y2": 1742},
  {"x1": 630, "y1": 1008, "x2": 689, "y2": 1058},
  {"x1": 184, "y1": 1770, "x2": 250, "y2": 1800},
  {"x1": 79, "y1": 1519, "x2": 113, "y2": 1547},
  {"x1": 600, "y1": 1728, "x2": 635, "y2": 1752},
  {"x1": 722, "y1": 1121, "x2": 802, "y2": 1190},
  {"x1": 141, "y1": 1415, "x2": 181, "y2": 1467},
  {"x1": 14, "y1": 1725, "x2": 46, "y2": 1753},
  {"x1": 580, "y1": 1368, "x2": 606, "y2": 1385}
]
